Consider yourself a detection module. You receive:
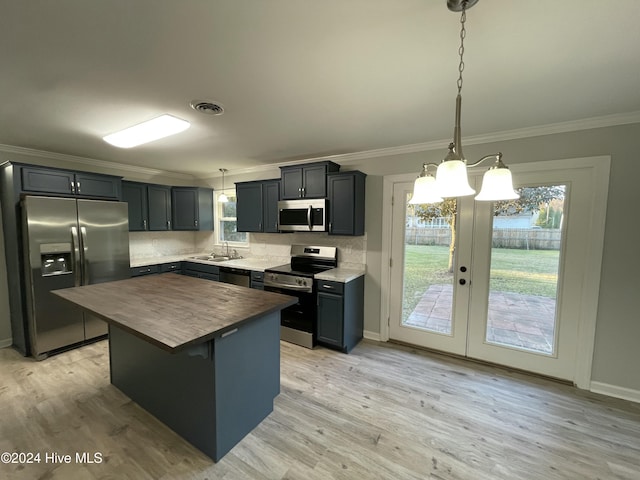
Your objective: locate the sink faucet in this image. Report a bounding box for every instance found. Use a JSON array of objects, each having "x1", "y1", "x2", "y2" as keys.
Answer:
[{"x1": 224, "y1": 241, "x2": 229, "y2": 257}]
